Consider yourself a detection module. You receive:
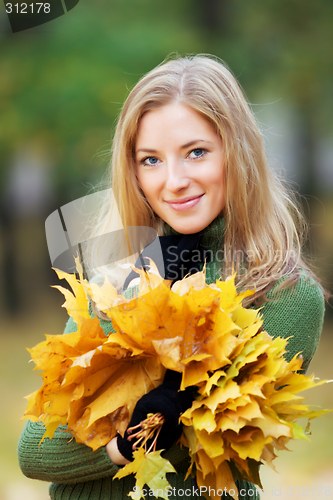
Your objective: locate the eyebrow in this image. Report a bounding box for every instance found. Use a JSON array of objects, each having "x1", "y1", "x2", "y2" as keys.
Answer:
[{"x1": 136, "y1": 139, "x2": 214, "y2": 154}]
